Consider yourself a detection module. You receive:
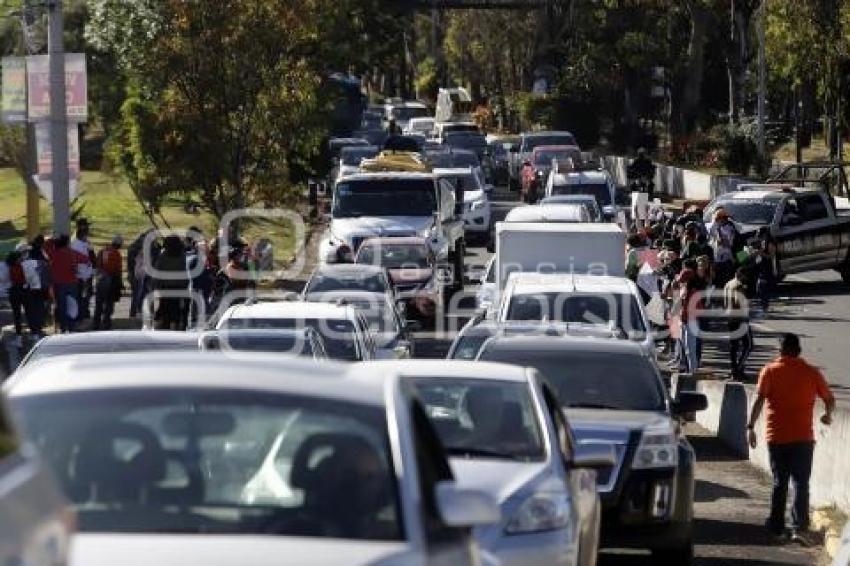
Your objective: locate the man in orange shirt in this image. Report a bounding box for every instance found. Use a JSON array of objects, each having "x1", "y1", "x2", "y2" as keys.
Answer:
[
  {"x1": 93, "y1": 235, "x2": 123, "y2": 330},
  {"x1": 747, "y1": 333, "x2": 835, "y2": 542}
]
